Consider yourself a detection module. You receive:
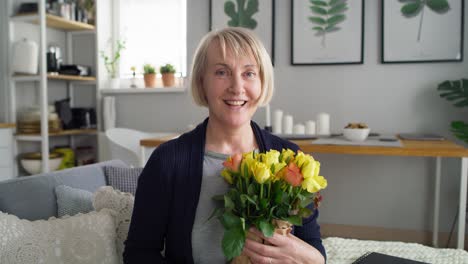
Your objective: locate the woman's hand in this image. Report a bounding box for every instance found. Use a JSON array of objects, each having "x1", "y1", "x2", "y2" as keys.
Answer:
[{"x1": 242, "y1": 228, "x2": 325, "y2": 264}]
